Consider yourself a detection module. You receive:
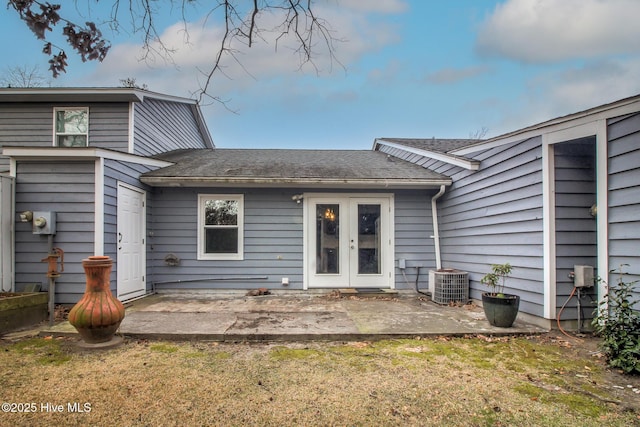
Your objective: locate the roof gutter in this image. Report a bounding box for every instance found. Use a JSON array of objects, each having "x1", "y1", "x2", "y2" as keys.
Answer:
[
  {"x1": 139, "y1": 176, "x2": 452, "y2": 189},
  {"x1": 431, "y1": 185, "x2": 446, "y2": 270},
  {"x1": 2, "y1": 147, "x2": 174, "y2": 168},
  {"x1": 0, "y1": 87, "x2": 144, "y2": 103}
]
